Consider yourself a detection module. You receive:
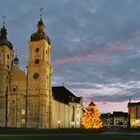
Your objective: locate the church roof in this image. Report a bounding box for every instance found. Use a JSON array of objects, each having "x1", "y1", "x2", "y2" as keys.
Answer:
[
  {"x1": 113, "y1": 111, "x2": 128, "y2": 117},
  {"x1": 52, "y1": 86, "x2": 82, "y2": 104}
]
